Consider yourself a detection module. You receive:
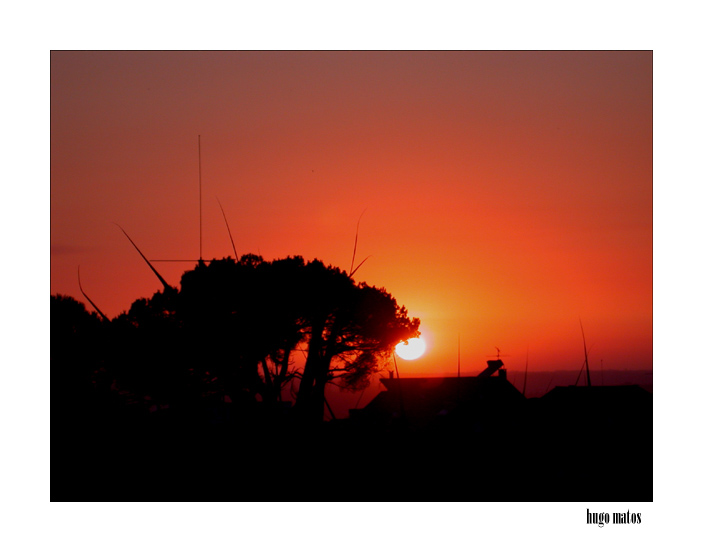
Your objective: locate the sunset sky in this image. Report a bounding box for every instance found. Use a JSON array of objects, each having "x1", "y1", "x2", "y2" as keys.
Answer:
[{"x1": 50, "y1": 51, "x2": 652, "y2": 380}]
